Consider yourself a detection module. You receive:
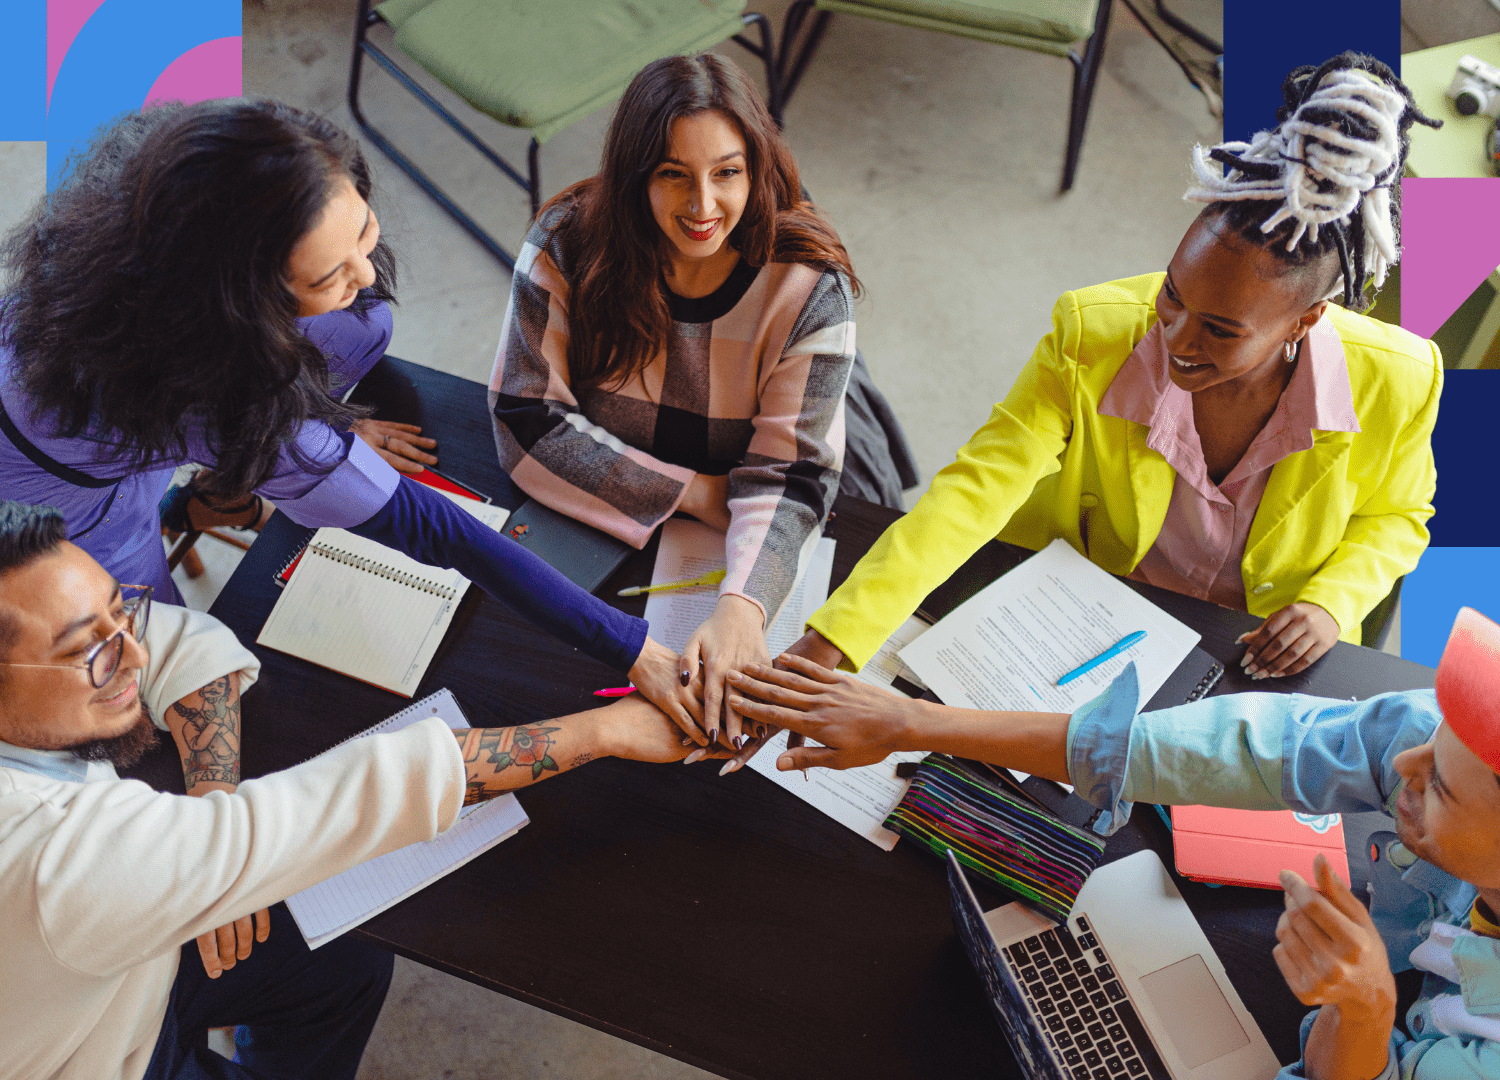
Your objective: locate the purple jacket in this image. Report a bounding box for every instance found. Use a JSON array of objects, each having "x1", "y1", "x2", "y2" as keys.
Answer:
[{"x1": 0, "y1": 303, "x2": 647, "y2": 672}]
